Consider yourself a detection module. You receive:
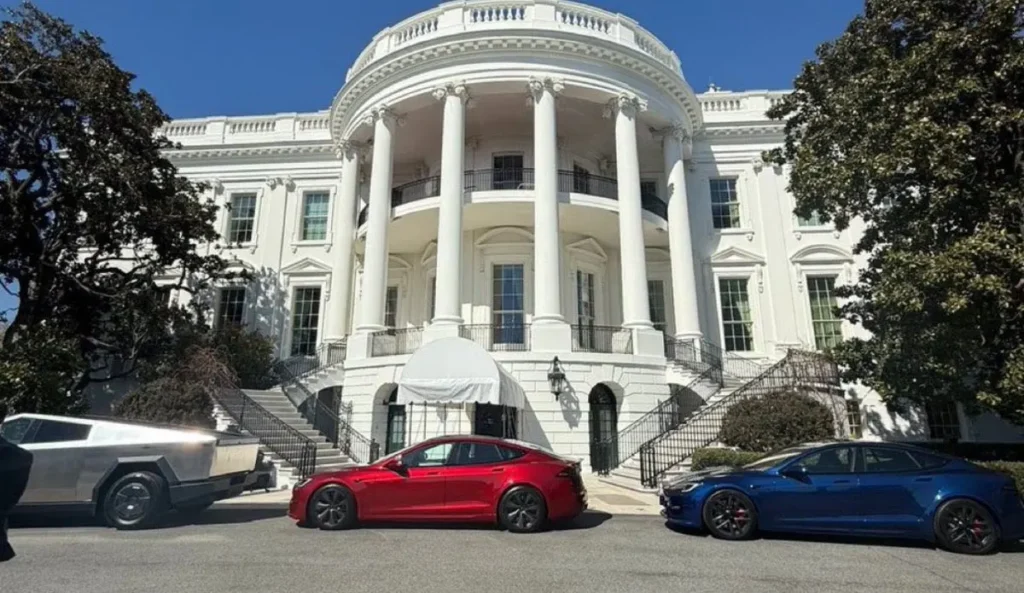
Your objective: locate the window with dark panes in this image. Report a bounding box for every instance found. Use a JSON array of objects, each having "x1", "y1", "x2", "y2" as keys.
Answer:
[
  {"x1": 796, "y1": 210, "x2": 825, "y2": 227},
  {"x1": 719, "y1": 278, "x2": 753, "y2": 351},
  {"x1": 29, "y1": 420, "x2": 91, "y2": 443},
  {"x1": 492, "y1": 264, "x2": 525, "y2": 345},
  {"x1": 290, "y1": 287, "x2": 321, "y2": 356},
  {"x1": 640, "y1": 180, "x2": 658, "y2": 198},
  {"x1": 807, "y1": 276, "x2": 842, "y2": 349},
  {"x1": 498, "y1": 446, "x2": 526, "y2": 461},
  {"x1": 301, "y1": 191, "x2": 330, "y2": 241},
  {"x1": 227, "y1": 193, "x2": 257, "y2": 243},
  {"x1": 925, "y1": 401, "x2": 961, "y2": 441},
  {"x1": 863, "y1": 447, "x2": 922, "y2": 473},
  {"x1": 576, "y1": 270, "x2": 596, "y2": 349},
  {"x1": 384, "y1": 285, "x2": 399, "y2": 329},
  {"x1": 492, "y1": 154, "x2": 524, "y2": 190},
  {"x1": 427, "y1": 276, "x2": 436, "y2": 321},
  {"x1": 648, "y1": 280, "x2": 667, "y2": 332},
  {"x1": 572, "y1": 163, "x2": 590, "y2": 193},
  {"x1": 709, "y1": 178, "x2": 740, "y2": 229},
  {"x1": 453, "y1": 442, "x2": 505, "y2": 465},
  {"x1": 216, "y1": 287, "x2": 246, "y2": 329}
]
